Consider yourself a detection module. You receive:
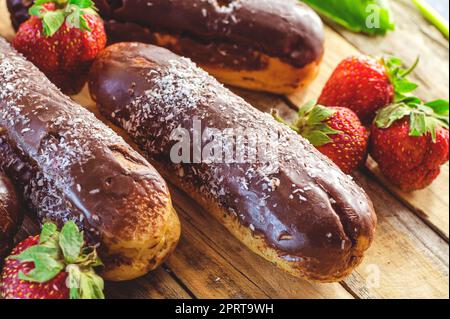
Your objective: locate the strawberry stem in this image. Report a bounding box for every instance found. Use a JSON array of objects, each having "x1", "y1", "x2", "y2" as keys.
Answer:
[
  {"x1": 400, "y1": 56, "x2": 420, "y2": 78},
  {"x1": 28, "y1": 0, "x2": 97, "y2": 37}
]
